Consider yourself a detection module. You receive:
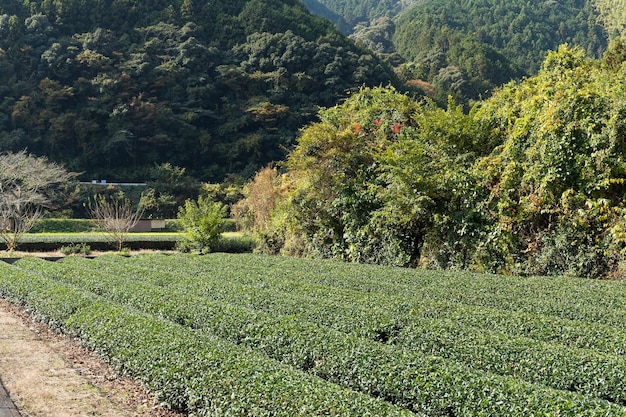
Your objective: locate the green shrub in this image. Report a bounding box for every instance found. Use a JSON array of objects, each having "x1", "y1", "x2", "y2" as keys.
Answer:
[
  {"x1": 212, "y1": 235, "x2": 257, "y2": 253},
  {"x1": 177, "y1": 196, "x2": 228, "y2": 252},
  {"x1": 163, "y1": 219, "x2": 183, "y2": 231},
  {"x1": 60, "y1": 243, "x2": 92, "y2": 256}
]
